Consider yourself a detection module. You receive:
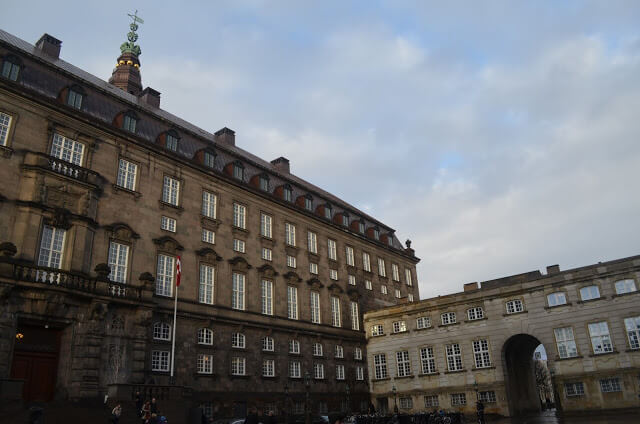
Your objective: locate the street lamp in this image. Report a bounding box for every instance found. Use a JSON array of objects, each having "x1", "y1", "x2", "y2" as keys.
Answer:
[
  {"x1": 473, "y1": 379, "x2": 479, "y2": 400},
  {"x1": 392, "y1": 384, "x2": 398, "y2": 414},
  {"x1": 305, "y1": 371, "x2": 311, "y2": 424},
  {"x1": 549, "y1": 367, "x2": 562, "y2": 412},
  {"x1": 284, "y1": 383, "x2": 289, "y2": 424},
  {"x1": 345, "y1": 384, "x2": 351, "y2": 415}
]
